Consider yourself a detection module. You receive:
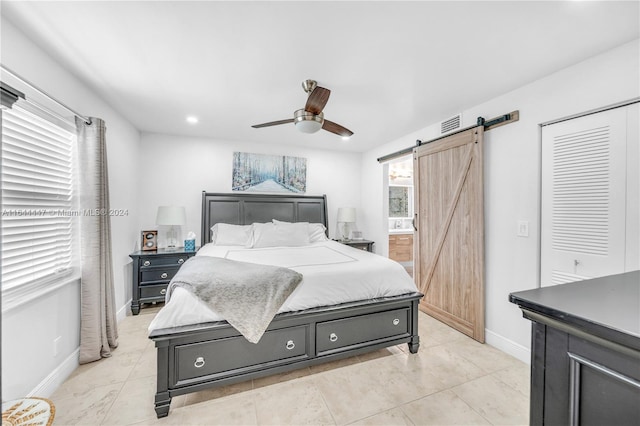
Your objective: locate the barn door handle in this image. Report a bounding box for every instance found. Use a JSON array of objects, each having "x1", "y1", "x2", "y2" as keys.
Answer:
[{"x1": 413, "y1": 214, "x2": 418, "y2": 231}]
